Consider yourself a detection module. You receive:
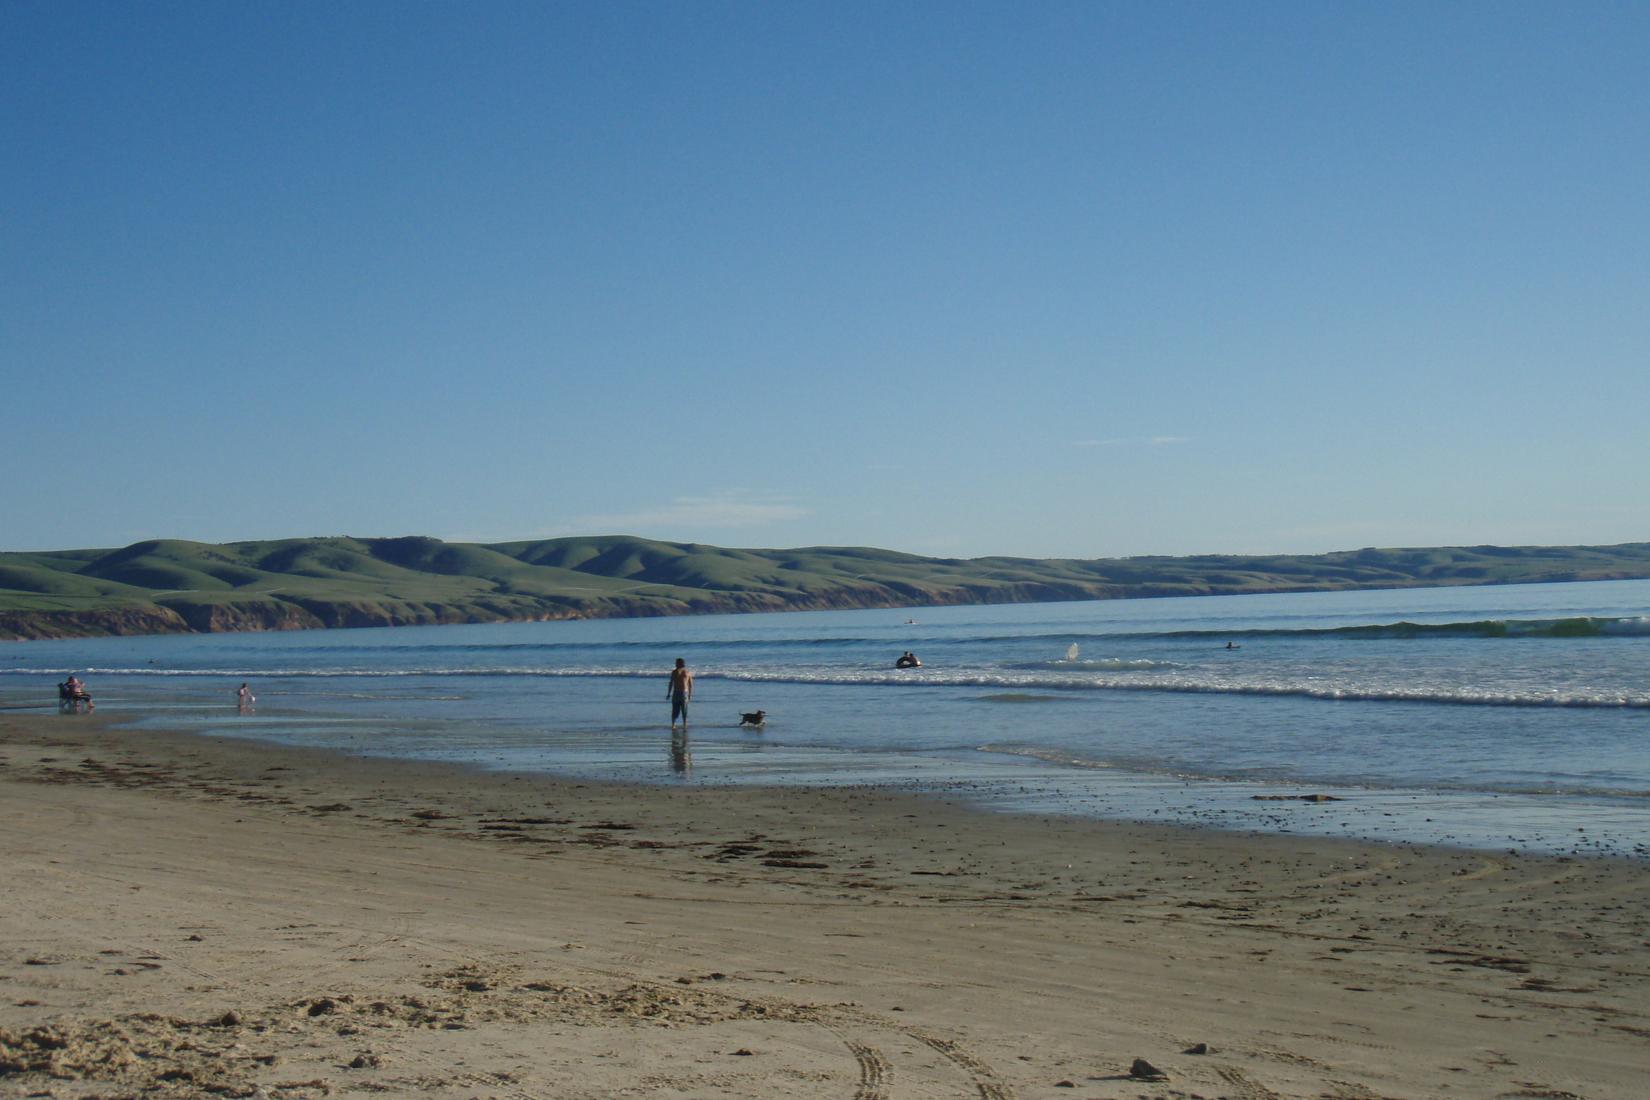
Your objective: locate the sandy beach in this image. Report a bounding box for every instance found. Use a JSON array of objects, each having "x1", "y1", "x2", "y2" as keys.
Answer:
[{"x1": 2, "y1": 712, "x2": 1647, "y2": 1099}]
